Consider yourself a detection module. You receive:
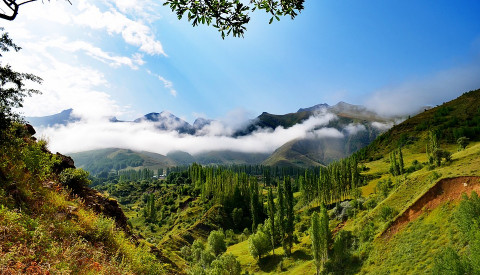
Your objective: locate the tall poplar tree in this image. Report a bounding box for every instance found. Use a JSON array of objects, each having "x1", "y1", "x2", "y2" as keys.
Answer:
[
  {"x1": 250, "y1": 176, "x2": 260, "y2": 232},
  {"x1": 319, "y1": 204, "x2": 330, "y2": 267},
  {"x1": 277, "y1": 179, "x2": 286, "y2": 252},
  {"x1": 284, "y1": 176, "x2": 294, "y2": 256},
  {"x1": 398, "y1": 146, "x2": 404, "y2": 175},
  {"x1": 310, "y1": 211, "x2": 322, "y2": 275},
  {"x1": 267, "y1": 187, "x2": 275, "y2": 255}
]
